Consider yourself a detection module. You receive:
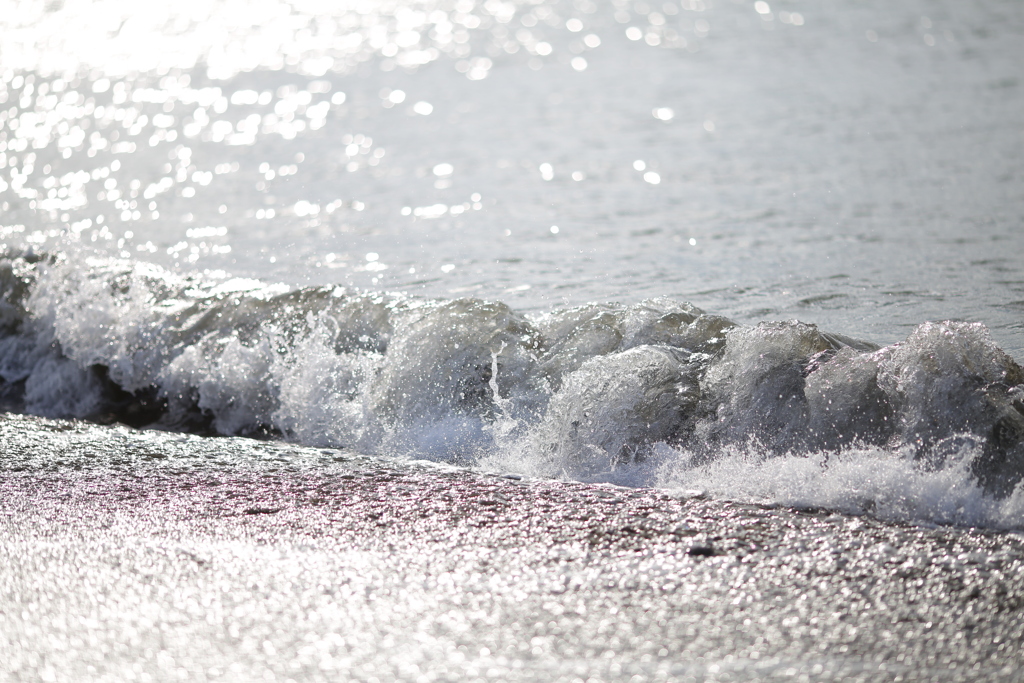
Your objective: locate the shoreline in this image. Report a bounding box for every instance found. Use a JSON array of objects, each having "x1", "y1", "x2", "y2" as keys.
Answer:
[{"x1": 2, "y1": 414, "x2": 1023, "y2": 681}]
